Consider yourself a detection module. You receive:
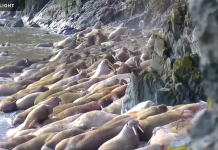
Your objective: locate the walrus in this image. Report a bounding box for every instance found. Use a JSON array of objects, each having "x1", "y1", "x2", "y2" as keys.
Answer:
[
  {"x1": 148, "y1": 127, "x2": 182, "y2": 150},
  {"x1": 7, "y1": 59, "x2": 31, "y2": 67},
  {"x1": 8, "y1": 104, "x2": 53, "y2": 138},
  {"x1": 0, "y1": 135, "x2": 36, "y2": 149},
  {"x1": 34, "y1": 87, "x2": 66, "y2": 105},
  {"x1": 54, "y1": 101, "x2": 101, "y2": 119},
  {"x1": 124, "y1": 56, "x2": 141, "y2": 70},
  {"x1": 72, "y1": 85, "x2": 119, "y2": 106},
  {"x1": 95, "y1": 30, "x2": 108, "y2": 44},
  {"x1": 90, "y1": 59, "x2": 115, "y2": 78},
  {"x1": 108, "y1": 27, "x2": 128, "y2": 39},
  {"x1": 44, "y1": 113, "x2": 83, "y2": 128},
  {"x1": 102, "y1": 97, "x2": 124, "y2": 115},
  {"x1": 114, "y1": 47, "x2": 130, "y2": 62},
  {"x1": 85, "y1": 35, "x2": 96, "y2": 47},
  {"x1": 13, "y1": 129, "x2": 37, "y2": 137},
  {"x1": 116, "y1": 64, "x2": 131, "y2": 74},
  {"x1": 52, "y1": 85, "x2": 118, "y2": 116},
  {"x1": 22, "y1": 105, "x2": 52, "y2": 128},
  {"x1": 138, "y1": 112, "x2": 193, "y2": 140},
  {"x1": 140, "y1": 51, "x2": 152, "y2": 61},
  {"x1": 13, "y1": 133, "x2": 57, "y2": 150},
  {"x1": 14, "y1": 69, "x2": 38, "y2": 82},
  {"x1": 0, "y1": 100, "x2": 17, "y2": 113},
  {"x1": 93, "y1": 21, "x2": 102, "y2": 29},
  {"x1": 55, "y1": 138, "x2": 70, "y2": 150},
  {"x1": 35, "y1": 42, "x2": 53, "y2": 48},
  {"x1": 59, "y1": 91, "x2": 88, "y2": 104},
  {"x1": 33, "y1": 123, "x2": 85, "y2": 137},
  {"x1": 65, "y1": 78, "x2": 100, "y2": 91},
  {"x1": 49, "y1": 70, "x2": 87, "y2": 89},
  {"x1": 74, "y1": 43, "x2": 86, "y2": 51},
  {"x1": 16, "y1": 92, "x2": 43, "y2": 110},
  {"x1": 71, "y1": 111, "x2": 117, "y2": 129},
  {"x1": 53, "y1": 37, "x2": 73, "y2": 49},
  {"x1": 126, "y1": 100, "x2": 155, "y2": 113},
  {"x1": 0, "y1": 82, "x2": 28, "y2": 96},
  {"x1": 126, "y1": 105, "x2": 168, "y2": 120},
  {"x1": 168, "y1": 119, "x2": 192, "y2": 136},
  {"x1": 27, "y1": 75, "x2": 63, "y2": 89},
  {"x1": 98, "y1": 119, "x2": 143, "y2": 150},
  {"x1": 13, "y1": 97, "x2": 64, "y2": 126},
  {"x1": 49, "y1": 50, "x2": 67, "y2": 62},
  {"x1": 85, "y1": 53, "x2": 115, "y2": 73},
  {"x1": 28, "y1": 67, "x2": 55, "y2": 79},
  {"x1": 98, "y1": 84, "x2": 127, "y2": 108},
  {"x1": 88, "y1": 78, "x2": 121, "y2": 94},
  {"x1": 62, "y1": 39, "x2": 77, "y2": 50},
  {"x1": 64, "y1": 116, "x2": 134, "y2": 150},
  {"x1": 0, "y1": 65, "x2": 25, "y2": 73},
  {"x1": 41, "y1": 129, "x2": 85, "y2": 150}
]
